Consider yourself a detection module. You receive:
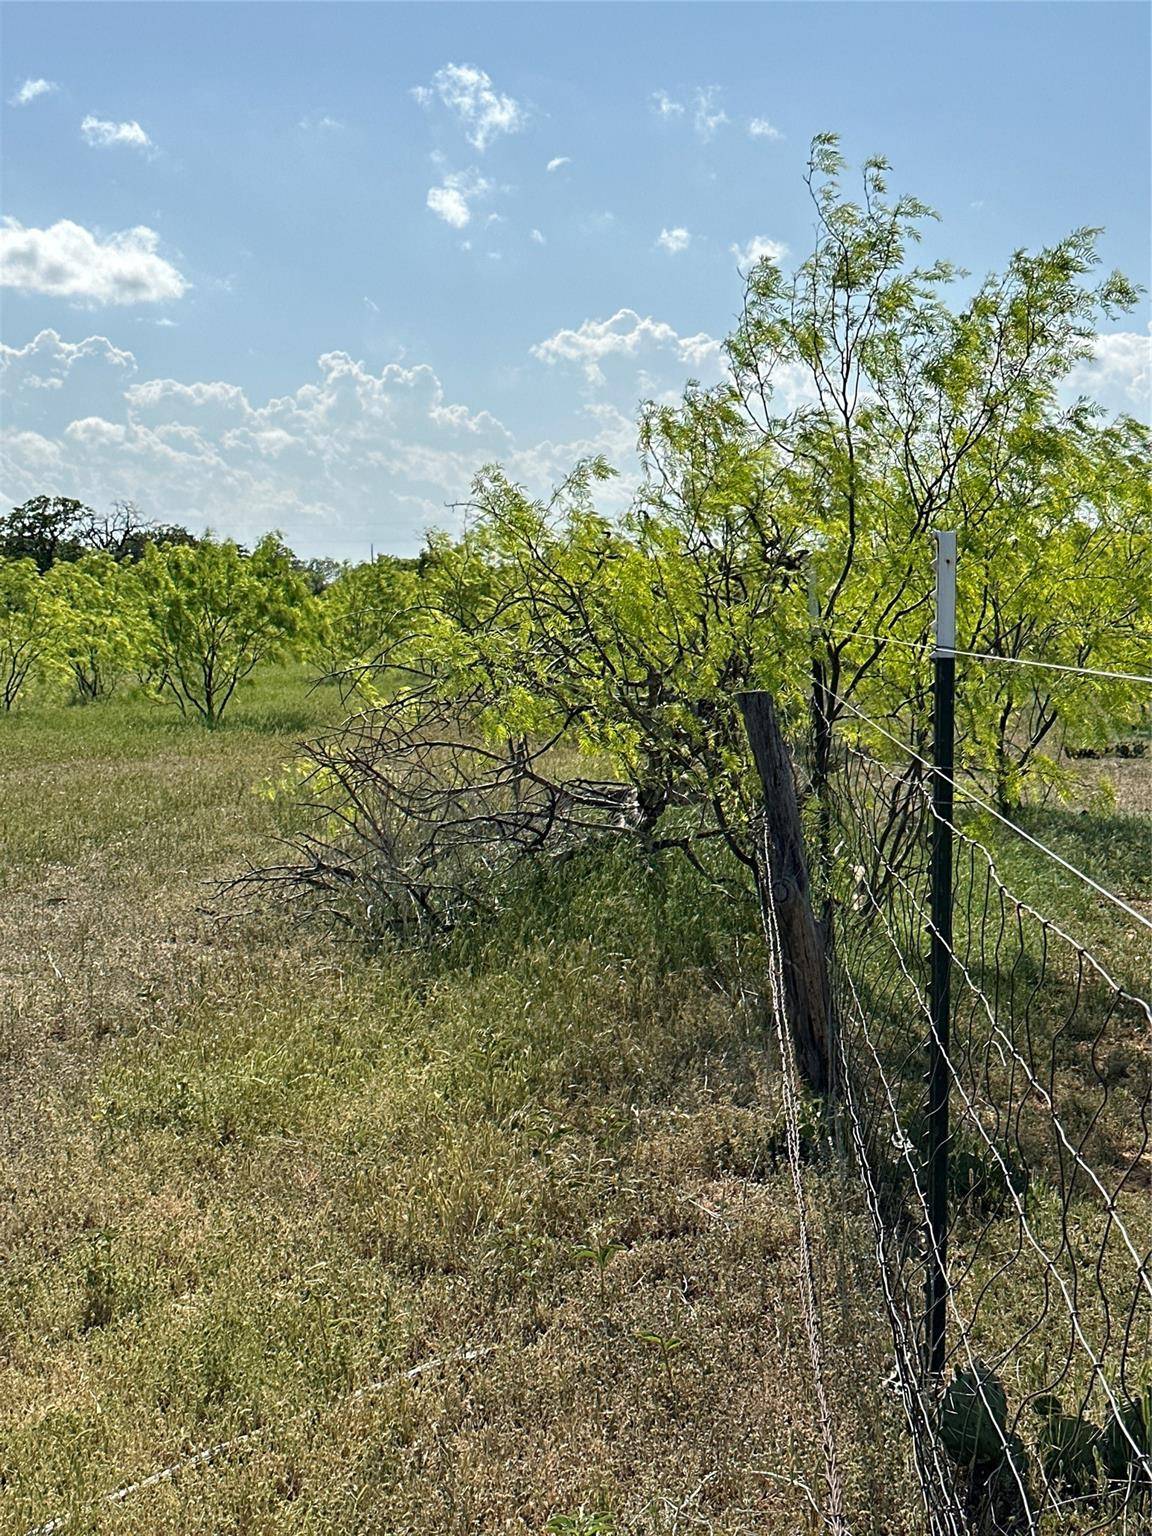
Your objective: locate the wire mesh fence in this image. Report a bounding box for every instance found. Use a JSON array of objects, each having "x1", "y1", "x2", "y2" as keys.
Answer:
[{"x1": 790, "y1": 676, "x2": 1152, "y2": 1533}]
